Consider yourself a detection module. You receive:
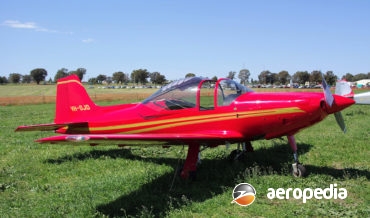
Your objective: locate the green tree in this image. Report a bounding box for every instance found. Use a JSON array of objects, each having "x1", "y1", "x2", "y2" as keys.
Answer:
[
  {"x1": 22, "y1": 75, "x2": 32, "y2": 83},
  {"x1": 106, "y1": 76, "x2": 113, "y2": 84},
  {"x1": 88, "y1": 77, "x2": 98, "y2": 84},
  {"x1": 271, "y1": 73, "x2": 278, "y2": 84},
  {"x1": 150, "y1": 72, "x2": 166, "y2": 85},
  {"x1": 30, "y1": 68, "x2": 47, "y2": 84},
  {"x1": 324, "y1": 71, "x2": 337, "y2": 86},
  {"x1": 343, "y1": 73, "x2": 354, "y2": 81},
  {"x1": 0, "y1": 76, "x2": 8, "y2": 84},
  {"x1": 310, "y1": 70, "x2": 322, "y2": 84},
  {"x1": 258, "y1": 70, "x2": 273, "y2": 84},
  {"x1": 9, "y1": 73, "x2": 22, "y2": 83},
  {"x1": 277, "y1": 70, "x2": 290, "y2": 85},
  {"x1": 238, "y1": 69, "x2": 250, "y2": 85},
  {"x1": 353, "y1": 73, "x2": 368, "y2": 81},
  {"x1": 112, "y1": 71, "x2": 126, "y2": 84},
  {"x1": 69, "y1": 68, "x2": 86, "y2": 81},
  {"x1": 54, "y1": 68, "x2": 69, "y2": 82},
  {"x1": 185, "y1": 73, "x2": 196, "y2": 78},
  {"x1": 292, "y1": 71, "x2": 309, "y2": 85},
  {"x1": 131, "y1": 69, "x2": 149, "y2": 84},
  {"x1": 96, "y1": 74, "x2": 107, "y2": 84}
]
